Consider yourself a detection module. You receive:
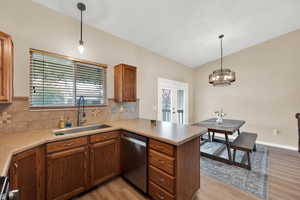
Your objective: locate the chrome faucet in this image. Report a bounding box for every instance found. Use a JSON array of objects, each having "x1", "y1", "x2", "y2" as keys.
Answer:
[{"x1": 77, "y1": 96, "x2": 86, "y2": 126}]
